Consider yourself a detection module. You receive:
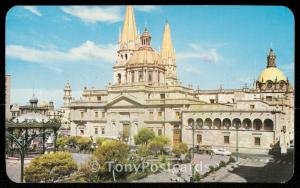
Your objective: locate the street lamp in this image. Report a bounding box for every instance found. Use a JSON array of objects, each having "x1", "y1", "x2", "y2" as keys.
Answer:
[
  {"x1": 234, "y1": 119, "x2": 241, "y2": 162},
  {"x1": 188, "y1": 119, "x2": 195, "y2": 182}
]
